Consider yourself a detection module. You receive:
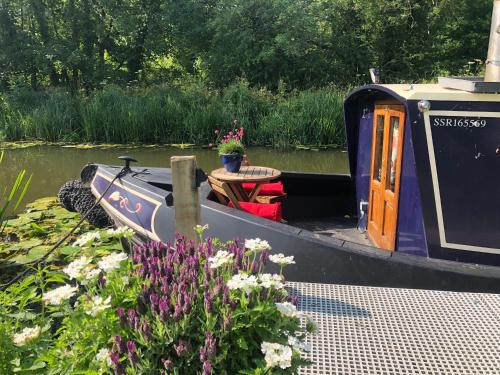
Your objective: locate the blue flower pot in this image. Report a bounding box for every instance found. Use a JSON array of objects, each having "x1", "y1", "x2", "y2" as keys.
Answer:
[{"x1": 220, "y1": 154, "x2": 243, "y2": 173}]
